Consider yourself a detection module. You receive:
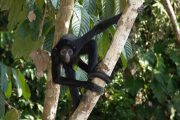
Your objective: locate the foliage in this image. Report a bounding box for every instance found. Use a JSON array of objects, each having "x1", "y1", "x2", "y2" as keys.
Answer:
[{"x1": 0, "y1": 0, "x2": 179, "y2": 119}]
